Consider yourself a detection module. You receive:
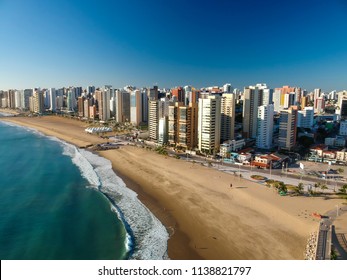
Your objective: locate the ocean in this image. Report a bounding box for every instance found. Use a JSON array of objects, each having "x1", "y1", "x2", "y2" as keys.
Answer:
[{"x1": 0, "y1": 118, "x2": 168, "y2": 260}]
